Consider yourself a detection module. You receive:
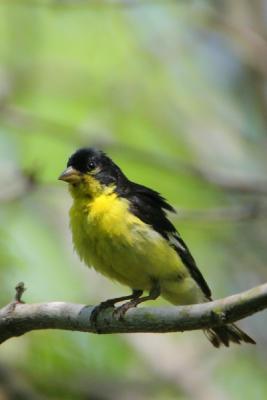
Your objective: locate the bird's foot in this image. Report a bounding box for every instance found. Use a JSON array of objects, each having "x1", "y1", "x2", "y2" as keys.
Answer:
[
  {"x1": 113, "y1": 300, "x2": 138, "y2": 321},
  {"x1": 90, "y1": 300, "x2": 115, "y2": 333}
]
